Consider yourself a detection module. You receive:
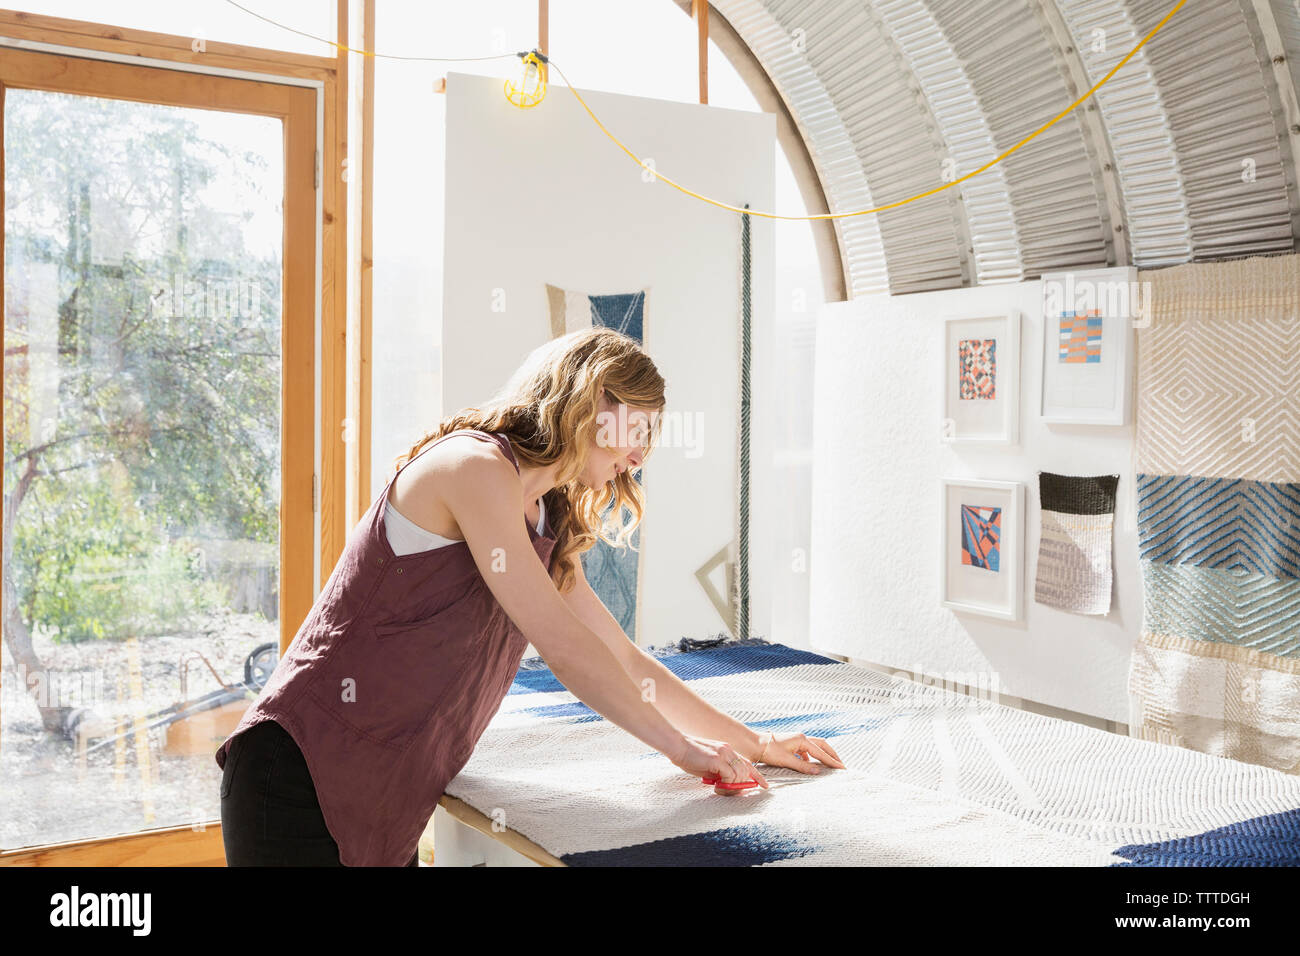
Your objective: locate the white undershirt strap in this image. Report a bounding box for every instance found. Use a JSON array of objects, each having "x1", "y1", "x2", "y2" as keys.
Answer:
[{"x1": 384, "y1": 496, "x2": 545, "y2": 556}]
